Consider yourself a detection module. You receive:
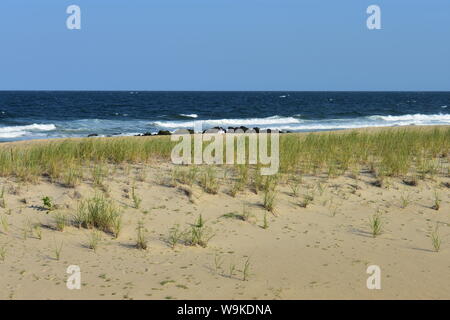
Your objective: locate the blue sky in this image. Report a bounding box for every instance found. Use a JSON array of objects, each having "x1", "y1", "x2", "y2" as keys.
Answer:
[{"x1": 0, "y1": 0, "x2": 449, "y2": 91}]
